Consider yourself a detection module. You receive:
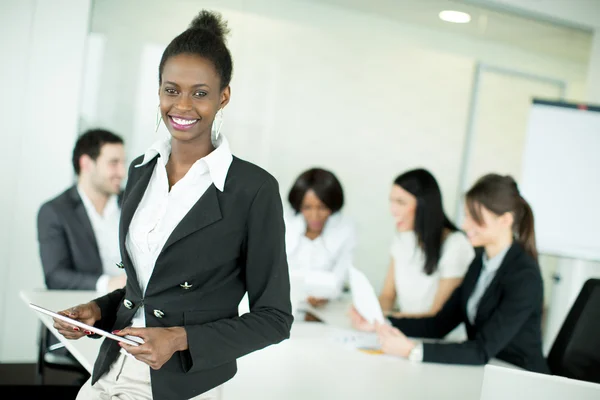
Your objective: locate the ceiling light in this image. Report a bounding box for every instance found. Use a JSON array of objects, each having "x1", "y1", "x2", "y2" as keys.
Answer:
[{"x1": 439, "y1": 10, "x2": 471, "y2": 24}]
